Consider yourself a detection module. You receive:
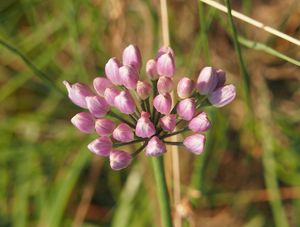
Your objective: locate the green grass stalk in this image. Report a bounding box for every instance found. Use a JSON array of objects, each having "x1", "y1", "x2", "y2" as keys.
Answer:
[
  {"x1": 189, "y1": 2, "x2": 213, "y2": 208},
  {"x1": 198, "y1": 1, "x2": 211, "y2": 64},
  {"x1": 225, "y1": 0, "x2": 252, "y2": 110},
  {"x1": 256, "y1": 76, "x2": 289, "y2": 227},
  {"x1": 238, "y1": 36, "x2": 300, "y2": 67},
  {"x1": 151, "y1": 157, "x2": 173, "y2": 227}
]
